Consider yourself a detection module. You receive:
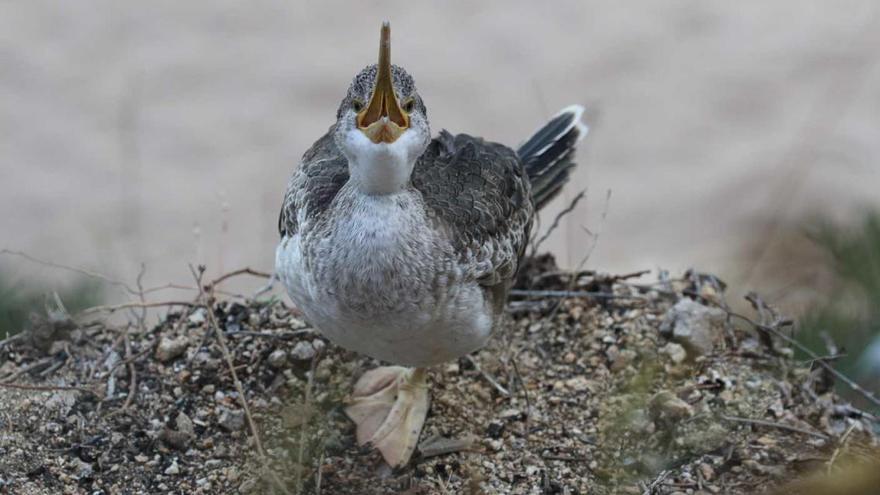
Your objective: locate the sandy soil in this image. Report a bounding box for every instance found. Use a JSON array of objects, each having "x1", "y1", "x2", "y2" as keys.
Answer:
[{"x1": 2, "y1": 1, "x2": 880, "y2": 304}]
